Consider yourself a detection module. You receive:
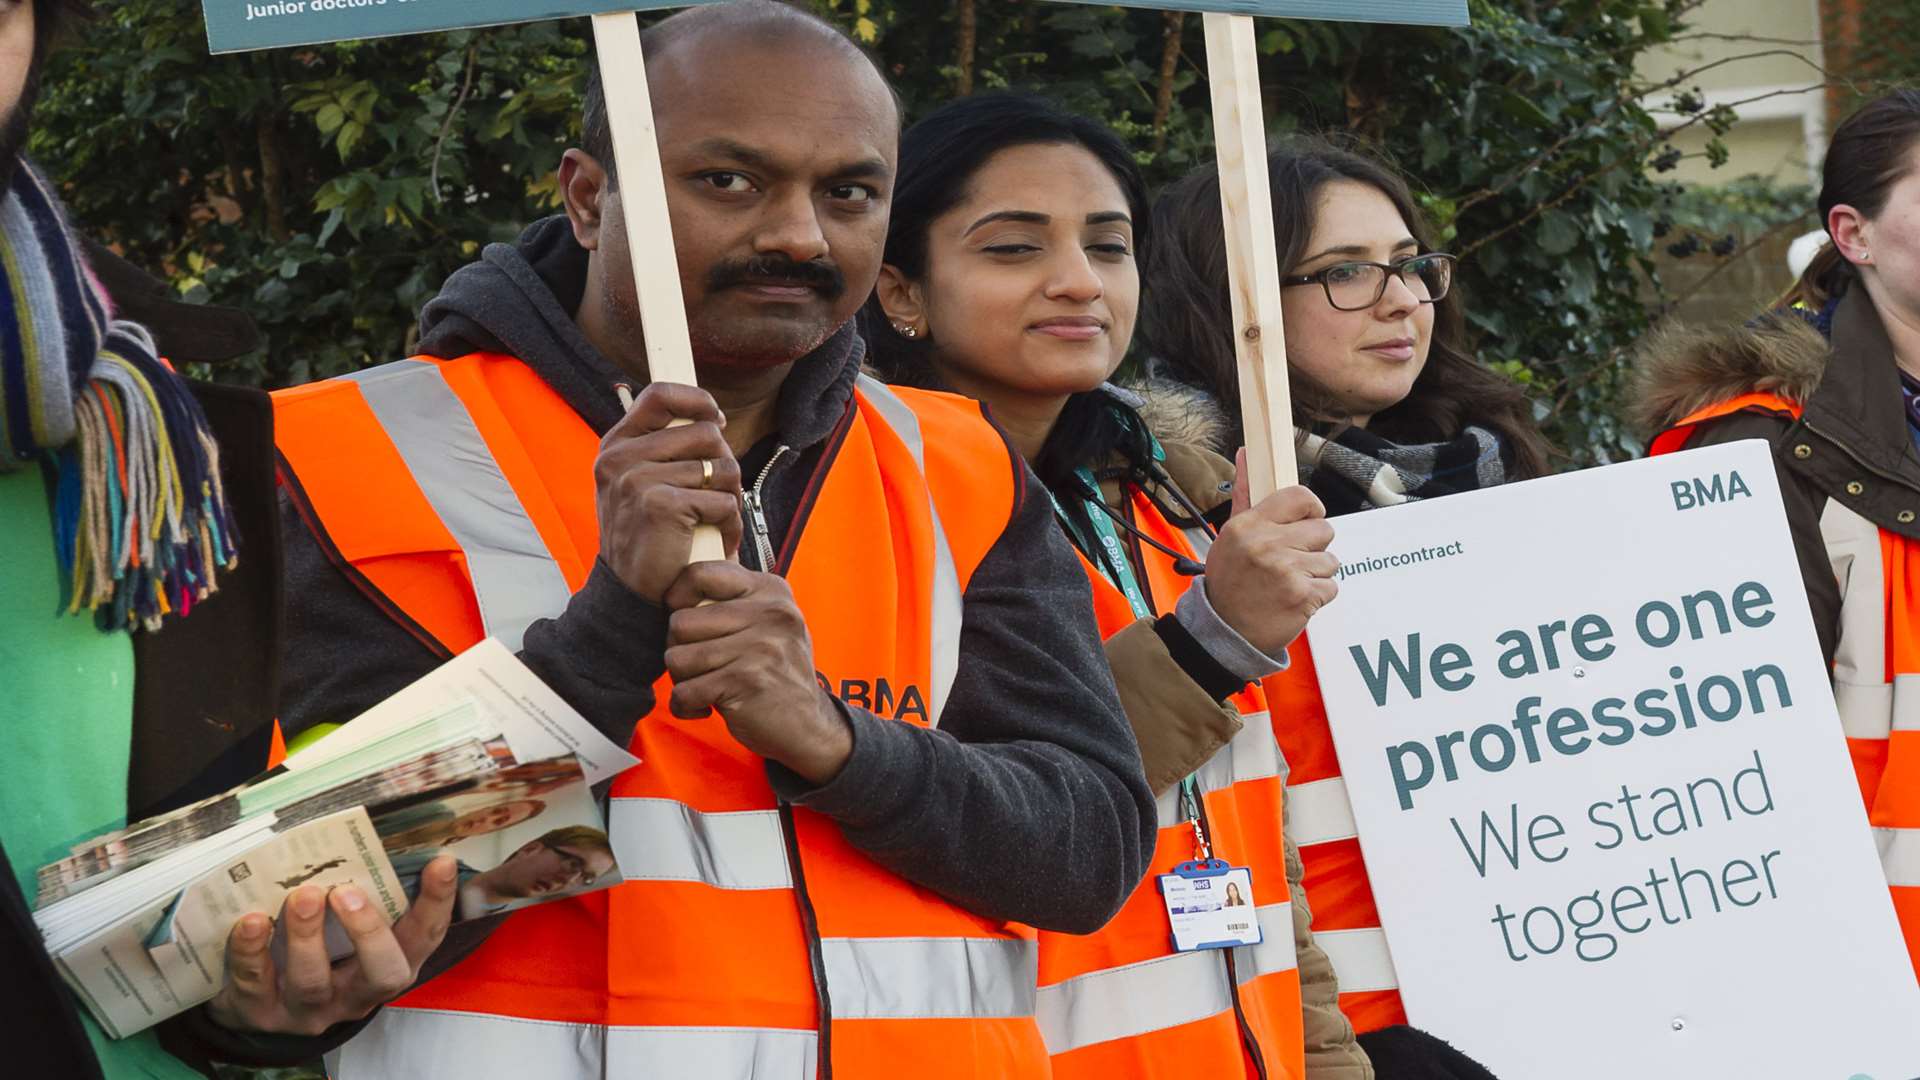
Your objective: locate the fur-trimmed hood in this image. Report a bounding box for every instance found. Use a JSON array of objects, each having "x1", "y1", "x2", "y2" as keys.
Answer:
[
  {"x1": 1126, "y1": 377, "x2": 1235, "y2": 457},
  {"x1": 1629, "y1": 315, "x2": 1830, "y2": 435},
  {"x1": 1102, "y1": 378, "x2": 1236, "y2": 517}
]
